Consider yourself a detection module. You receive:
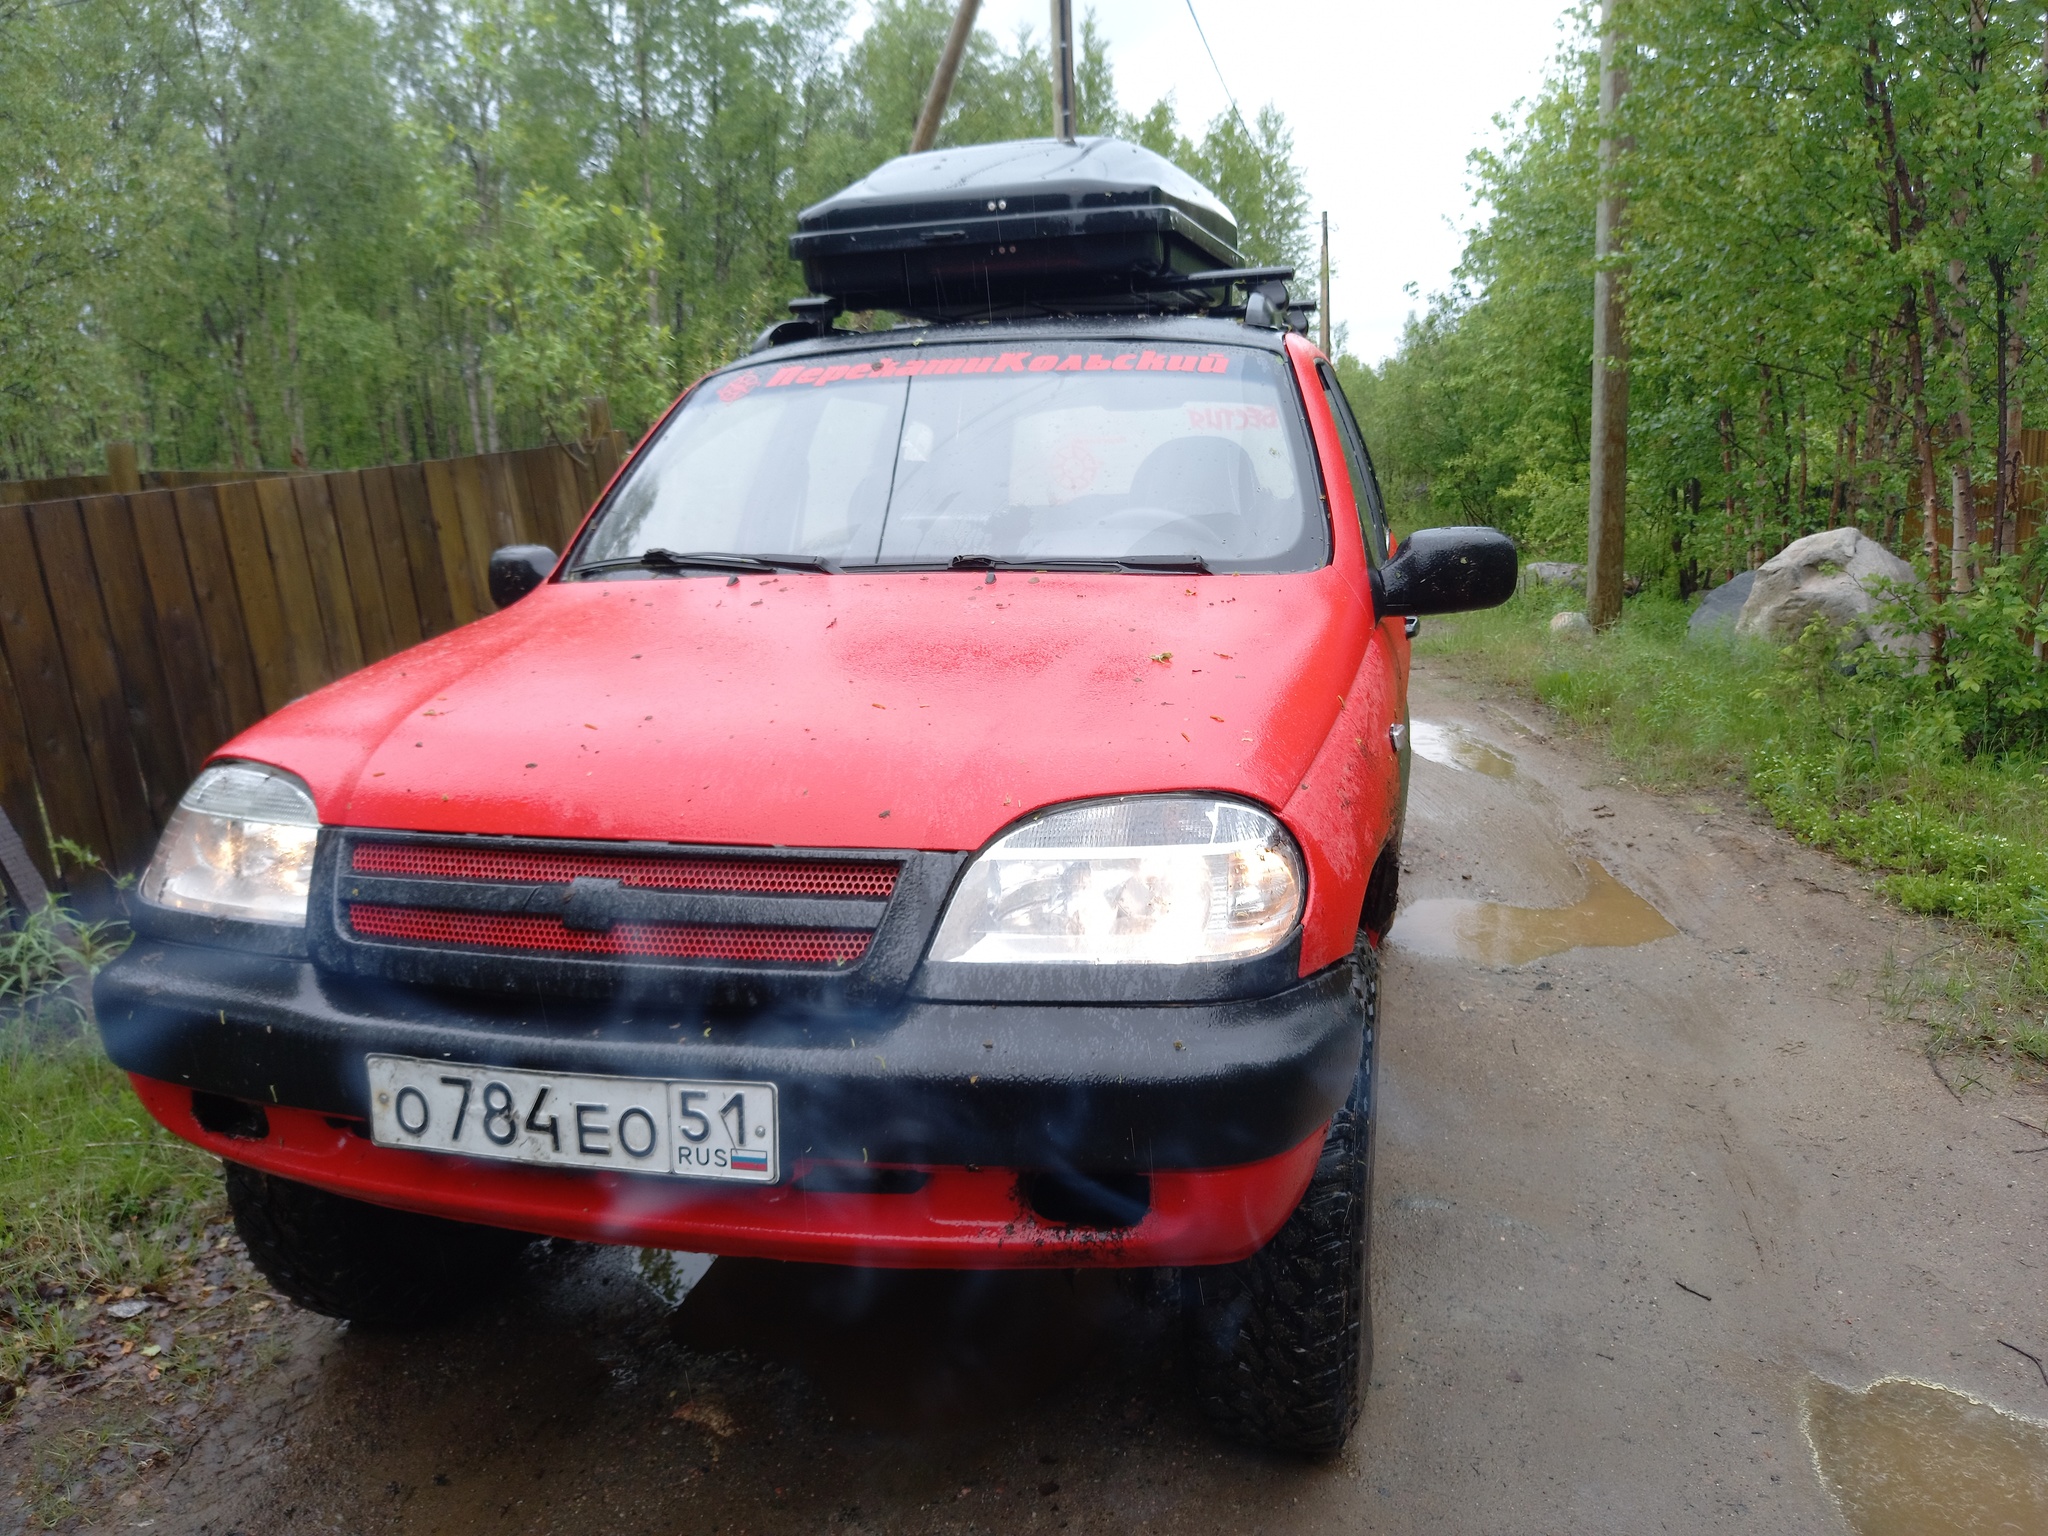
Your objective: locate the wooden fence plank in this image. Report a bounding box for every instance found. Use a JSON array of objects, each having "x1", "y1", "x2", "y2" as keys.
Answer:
[
  {"x1": 174, "y1": 486, "x2": 267, "y2": 735},
  {"x1": 288, "y1": 474, "x2": 366, "y2": 679},
  {"x1": 390, "y1": 463, "x2": 457, "y2": 637},
  {"x1": 25, "y1": 500, "x2": 159, "y2": 871},
  {"x1": 546, "y1": 446, "x2": 577, "y2": 549},
  {"x1": 359, "y1": 466, "x2": 424, "y2": 649},
  {"x1": 483, "y1": 452, "x2": 524, "y2": 548},
  {"x1": 326, "y1": 471, "x2": 396, "y2": 664},
  {"x1": 0, "y1": 508, "x2": 107, "y2": 875},
  {"x1": 254, "y1": 476, "x2": 334, "y2": 699},
  {"x1": 132, "y1": 489, "x2": 234, "y2": 776},
  {"x1": 539, "y1": 447, "x2": 581, "y2": 551},
  {"x1": 504, "y1": 449, "x2": 544, "y2": 549},
  {"x1": 593, "y1": 429, "x2": 626, "y2": 494},
  {"x1": 422, "y1": 458, "x2": 481, "y2": 625},
  {"x1": 568, "y1": 444, "x2": 598, "y2": 516},
  {"x1": 450, "y1": 453, "x2": 497, "y2": 609},
  {"x1": 216, "y1": 480, "x2": 298, "y2": 715},
  {"x1": 0, "y1": 638, "x2": 52, "y2": 892},
  {"x1": 77, "y1": 493, "x2": 190, "y2": 825}
]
